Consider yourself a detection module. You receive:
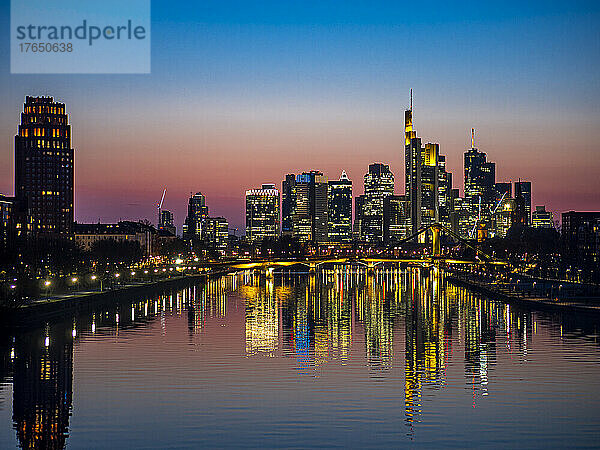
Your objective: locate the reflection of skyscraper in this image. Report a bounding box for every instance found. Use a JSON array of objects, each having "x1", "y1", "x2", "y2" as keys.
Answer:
[
  {"x1": 15, "y1": 96, "x2": 75, "y2": 236},
  {"x1": 404, "y1": 269, "x2": 447, "y2": 429},
  {"x1": 13, "y1": 326, "x2": 73, "y2": 449}
]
